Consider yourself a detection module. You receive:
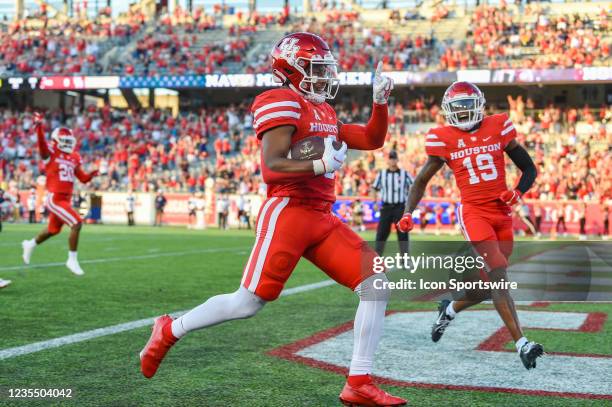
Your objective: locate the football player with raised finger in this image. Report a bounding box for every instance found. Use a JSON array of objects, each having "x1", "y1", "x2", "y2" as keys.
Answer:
[{"x1": 140, "y1": 33, "x2": 406, "y2": 406}]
